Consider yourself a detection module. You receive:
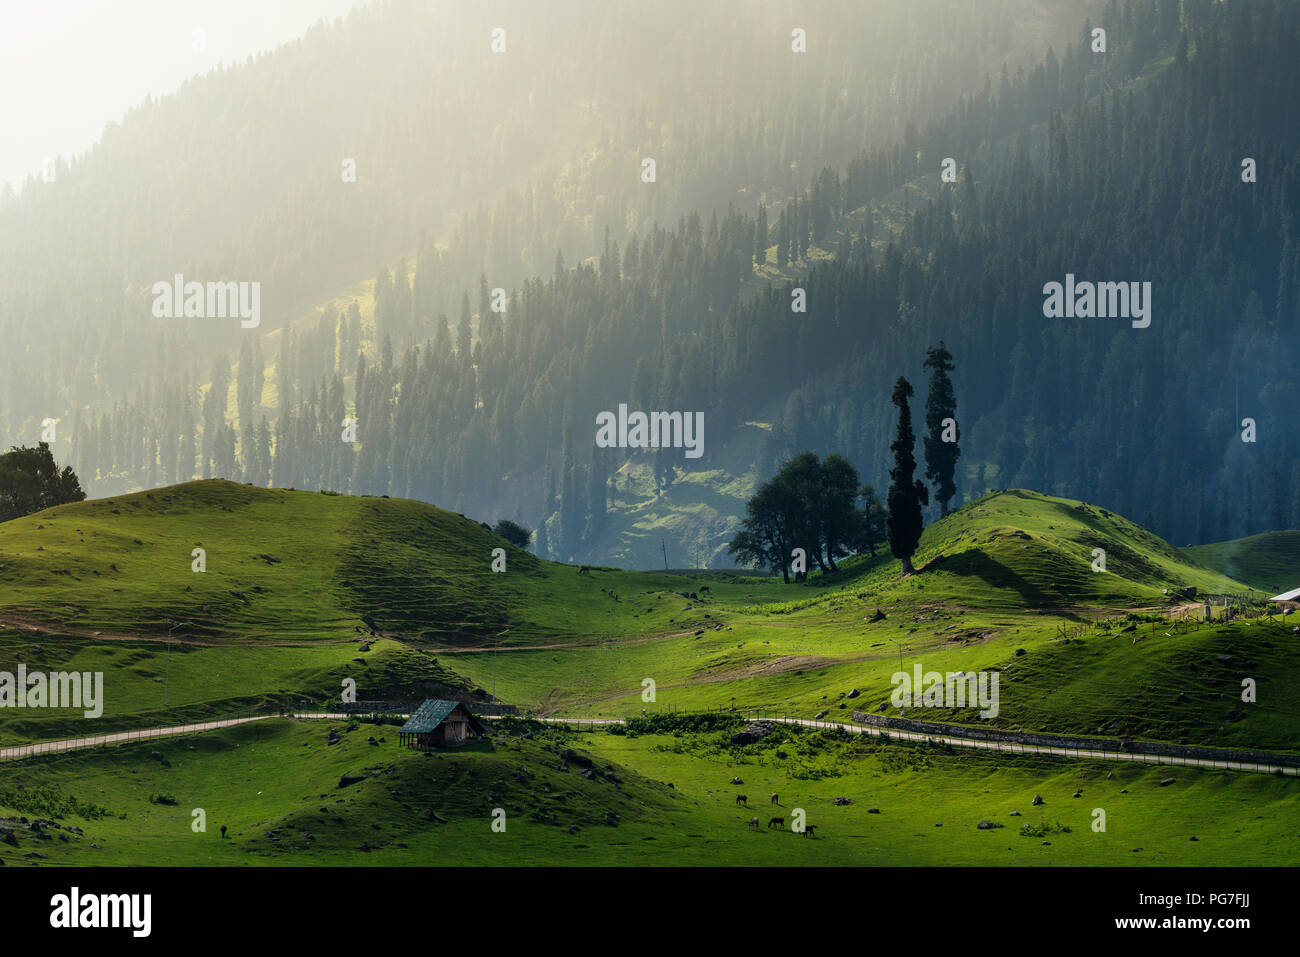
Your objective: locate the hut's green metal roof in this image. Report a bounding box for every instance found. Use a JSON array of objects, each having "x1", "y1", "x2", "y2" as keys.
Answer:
[{"x1": 399, "y1": 699, "x2": 460, "y2": 734}]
